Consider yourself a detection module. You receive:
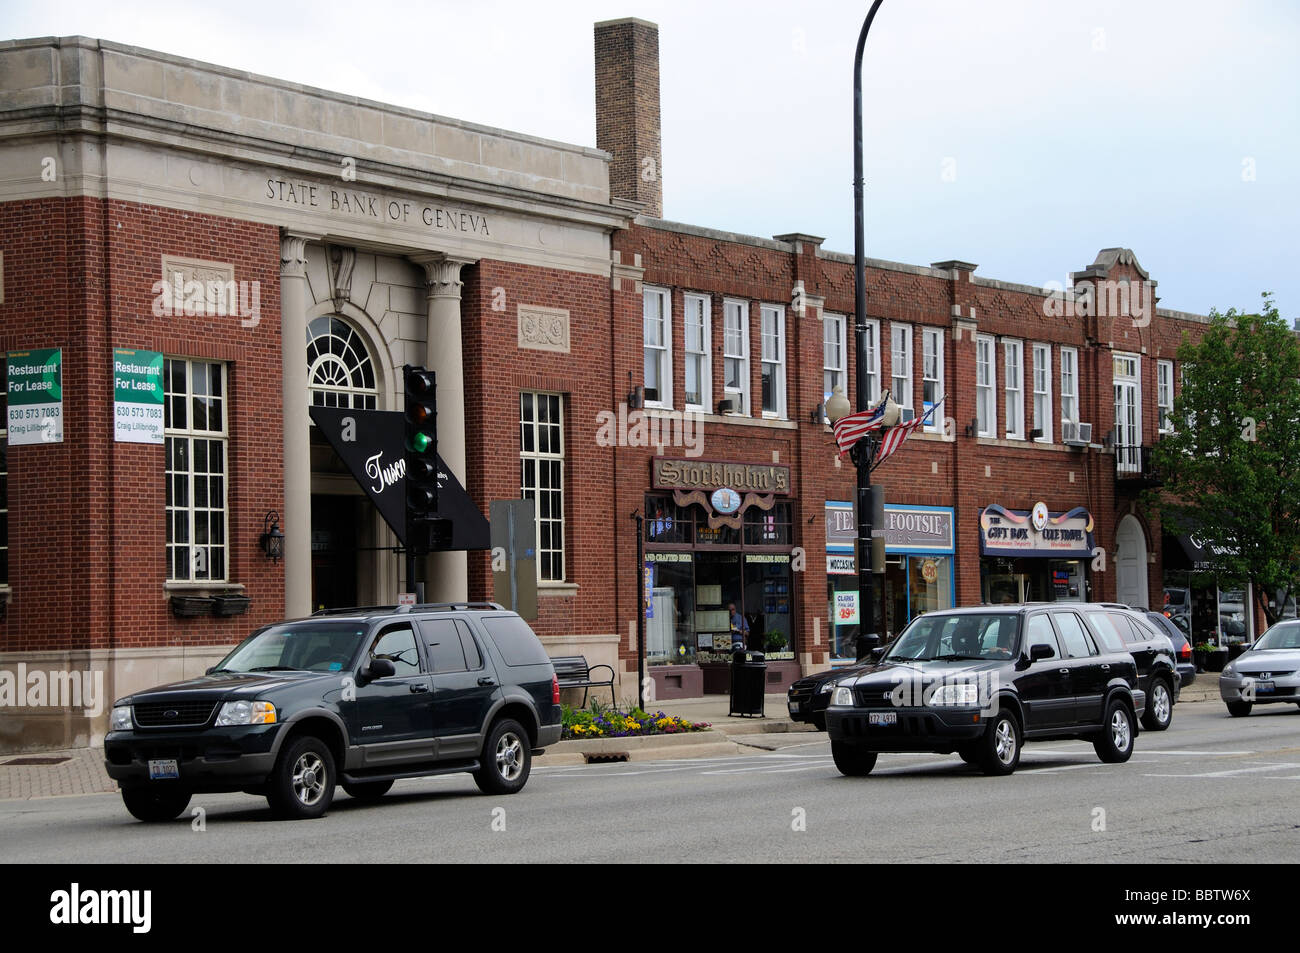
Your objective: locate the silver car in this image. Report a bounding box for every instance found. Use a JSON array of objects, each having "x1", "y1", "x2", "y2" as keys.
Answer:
[{"x1": 1219, "y1": 620, "x2": 1300, "y2": 717}]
